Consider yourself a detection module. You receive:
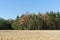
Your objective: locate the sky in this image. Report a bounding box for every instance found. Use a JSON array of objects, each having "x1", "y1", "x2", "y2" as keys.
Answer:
[{"x1": 0, "y1": 0, "x2": 60, "y2": 19}]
